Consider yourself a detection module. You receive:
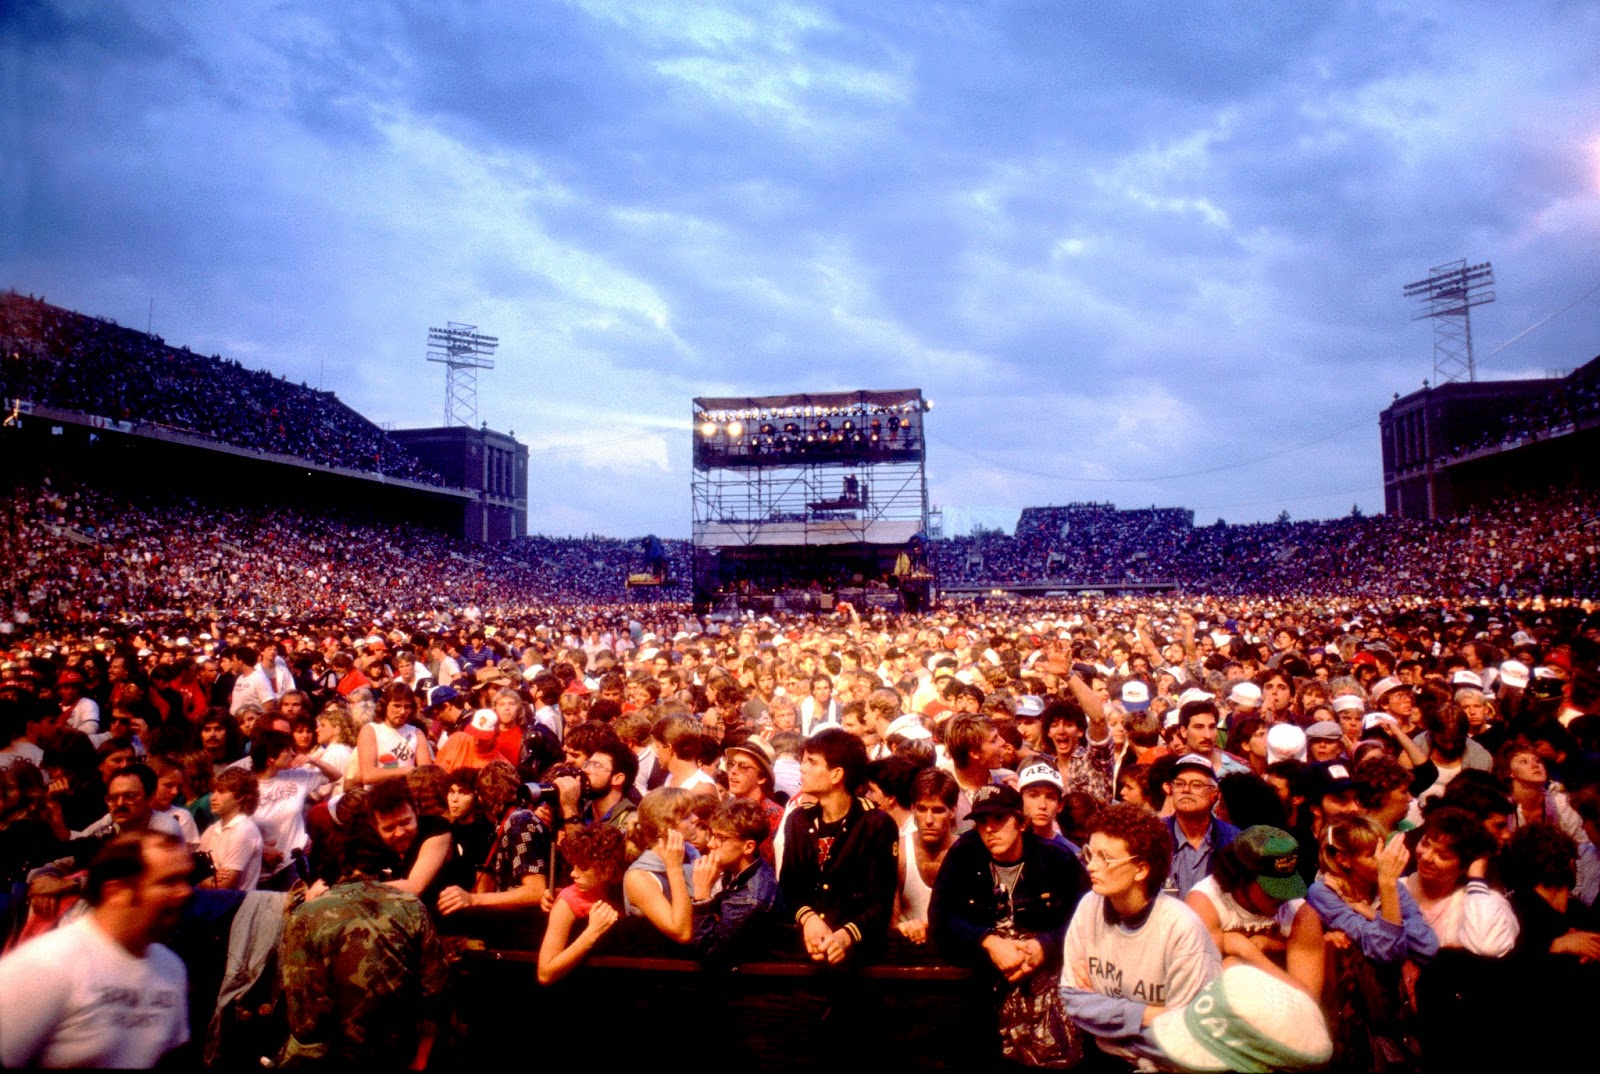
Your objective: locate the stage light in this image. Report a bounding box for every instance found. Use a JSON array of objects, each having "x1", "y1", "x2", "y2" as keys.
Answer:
[
  {"x1": 816, "y1": 419, "x2": 831, "y2": 433},
  {"x1": 760, "y1": 423, "x2": 776, "y2": 437},
  {"x1": 784, "y1": 422, "x2": 800, "y2": 436},
  {"x1": 727, "y1": 420, "x2": 744, "y2": 438},
  {"x1": 842, "y1": 419, "x2": 855, "y2": 432},
  {"x1": 700, "y1": 420, "x2": 718, "y2": 438}
]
